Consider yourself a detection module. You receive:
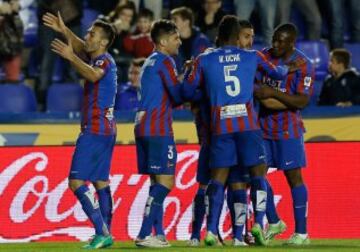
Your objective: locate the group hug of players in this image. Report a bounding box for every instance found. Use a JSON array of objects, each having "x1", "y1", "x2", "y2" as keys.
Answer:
[{"x1": 43, "y1": 10, "x2": 313, "y2": 249}]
